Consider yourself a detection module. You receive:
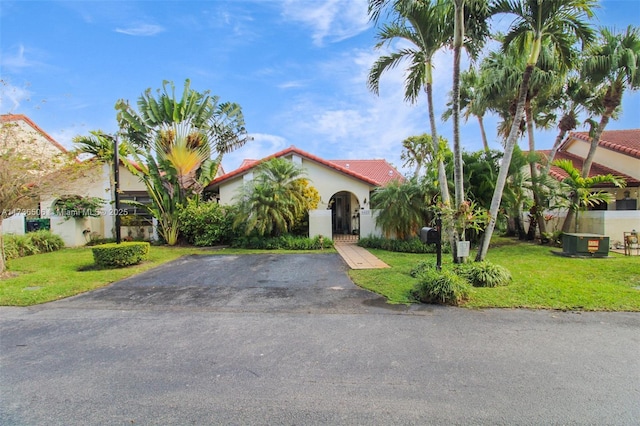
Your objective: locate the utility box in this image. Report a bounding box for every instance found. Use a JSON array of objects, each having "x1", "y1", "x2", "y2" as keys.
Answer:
[
  {"x1": 420, "y1": 227, "x2": 440, "y2": 244},
  {"x1": 562, "y1": 233, "x2": 609, "y2": 257},
  {"x1": 25, "y1": 218, "x2": 51, "y2": 233}
]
